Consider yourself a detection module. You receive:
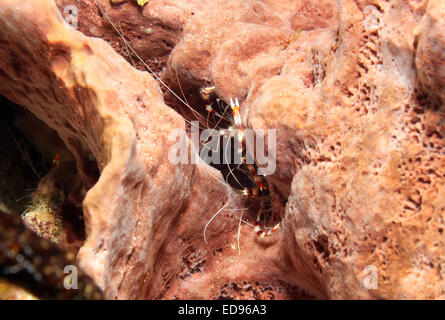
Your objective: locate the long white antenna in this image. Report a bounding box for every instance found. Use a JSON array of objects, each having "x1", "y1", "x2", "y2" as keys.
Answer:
[{"x1": 92, "y1": 0, "x2": 203, "y2": 130}]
